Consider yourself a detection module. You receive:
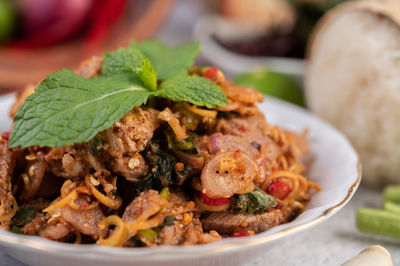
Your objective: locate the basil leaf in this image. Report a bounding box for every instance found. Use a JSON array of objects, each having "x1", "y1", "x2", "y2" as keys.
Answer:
[
  {"x1": 10, "y1": 226, "x2": 23, "y2": 234},
  {"x1": 156, "y1": 75, "x2": 227, "y2": 108},
  {"x1": 10, "y1": 69, "x2": 152, "y2": 148},
  {"x1": 234, "y1": 189, "x2": 277, "y2": 214},
  {"x1": 162, "y1": 216, "x2": 176, "y2": 227},
  {"x1": 90, "y1": 136, "x2": 106, "y2": 155},
  {"x1": 14, "y1": 206, "x2": 35, "y2": 219},
  {"x1": 138, "y1": 40, "x2": 201, "y2": 80},
  {"x1": 102, "y1": 46, "x2": 157, "y2": 91}
]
